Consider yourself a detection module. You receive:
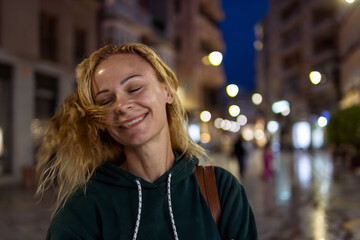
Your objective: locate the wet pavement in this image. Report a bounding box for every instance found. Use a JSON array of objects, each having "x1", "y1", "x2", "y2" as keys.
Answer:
[
  {"x1": 211, "y1": 148, "x2": 360, "y2": 240},
  {"x1": 0, "y1": 185, "x2": 55, "y2": 240},
  {"x1": 1, "y1": 148, "x2": 360, "y2": 239}
]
